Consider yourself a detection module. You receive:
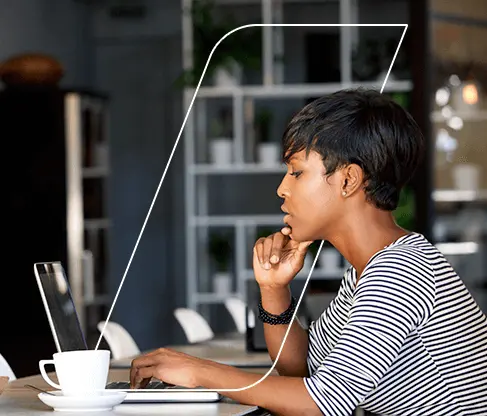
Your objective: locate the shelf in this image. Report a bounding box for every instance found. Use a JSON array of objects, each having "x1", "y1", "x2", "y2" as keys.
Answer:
[
  {"x1": 431, "y1": 110, "x2": 487, "y2": 123},
  {"x1": 194, "y1": 268, "x2": 346, "y2": 305},
  {"x1": 435, "y1": 242, "x2": 479, "y2": 255},
  {"x1": 84, "y1": 218, "x2": 111, "y2": 230},
  {"x1": 191, "y1": 215, "x2": 284, "y2": 226},
  {"x1": 215, "y1": 0, "x2": 336, "y2": 3},
  {"x1": 194, "y1": 292, "x2": 240, "y2": 304},
  {"x1": 190, "y1": 163, "x2": 286, "y2": 175},
  {"x1": 83, "y1": 166, "x2": 109, "y2": 178},
  {"x1": 83, "y1": 294, "x2": 112, "y2": 306},
  {"x1": 244, "y1": 268, "x2": 346, "y2": 280},
  {"x1": 192, "y1": 80, "x2": 413, "y2": 99},
  {"x1": 433, "y1": 189, "x2": 487, "y2": 202}
]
